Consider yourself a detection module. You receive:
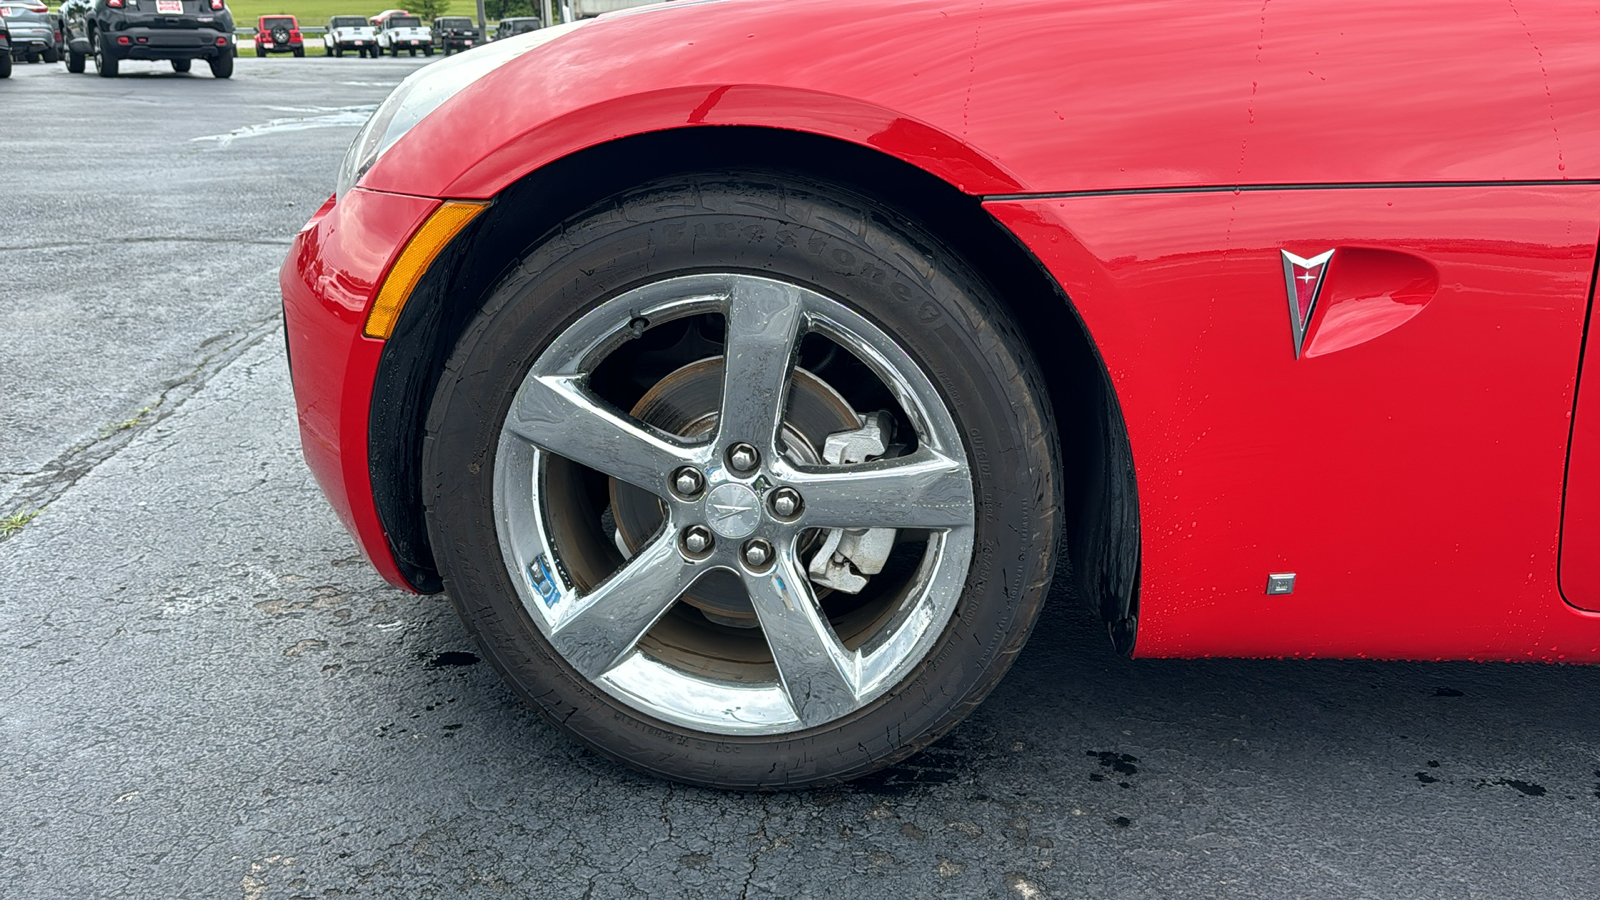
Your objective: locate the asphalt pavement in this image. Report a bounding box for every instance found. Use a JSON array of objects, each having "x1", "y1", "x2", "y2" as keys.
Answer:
[{"x1": 4, "y1": 55, "x2": 1600, "y2": 900}]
